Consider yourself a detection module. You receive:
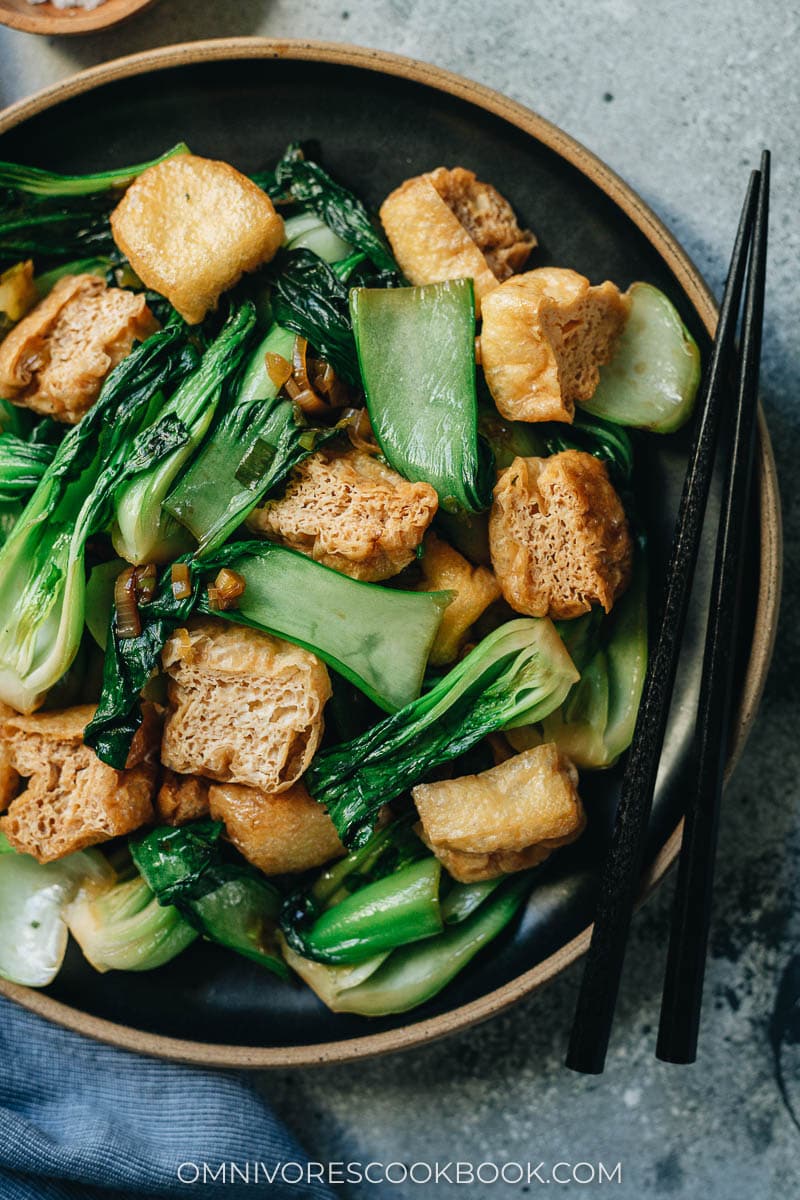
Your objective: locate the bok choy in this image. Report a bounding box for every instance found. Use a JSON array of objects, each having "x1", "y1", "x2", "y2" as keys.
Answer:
[
  {"x1": 0, "y1": 840, "x2": 114, "y2": 986},
  {"x1": 131, "y1": 821, "x2": 288, "y2": 979},
  {"x1": 507, "y1": 557, "x2": 648, "y2": 768},
  {"x1": 0, "y1": 324, "x2": 197, "y2": 713},
  {"x1": 112, "y1": 303, "x2": 257, "y2": 565},
  {"x1": 350, "y1": 279, "x2": 494, "y2": 513},
  {"x1": 281, "y1": 822, "x2": 533, "y2": 1015},
  {"x1": 65, "y1": 873, "x2": 198, "y2": 973},
  {"x1": 0, "y1": 433, "x2": 55, "y2": 503},
  {"x1": 163, "y1": 243, "x2": 358, "y2": 554},
  {"x1": 85, "y1": 541, "x2": 449, "y2": 767},
  {"x1": 581, "y1": 283, "x2": 701, "y2": 432},
  {"x1": 266, "y1": 142, "x2": 398, "y2": 275},
  {"x1": 281, "y1": 819, "x2": 439, "y2": 965},
  {"x1": 306, "y1": 618, "x2": 579, "y2": 848}
]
